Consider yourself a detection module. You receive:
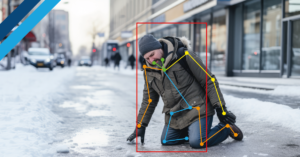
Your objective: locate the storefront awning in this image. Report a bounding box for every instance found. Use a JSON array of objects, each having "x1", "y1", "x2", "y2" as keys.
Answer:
[{"x1": 24, "y1": 31, "x2": 36, "y2": 42}]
